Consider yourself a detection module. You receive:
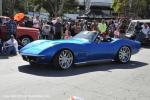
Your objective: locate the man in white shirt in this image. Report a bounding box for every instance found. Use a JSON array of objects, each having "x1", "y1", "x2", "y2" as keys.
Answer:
[
  {"x1": 33, "y1": 16, "x2": 41, "y2": 29},
  {"x1": 3, "y1": 35, "x2": 18, "y2": 55},
  {"x1": 141, "y1": 23, "x2": 150, "y2": 38},
  {"x1": 42, "y1": 22, "x2": 51, "y2": 39}
]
